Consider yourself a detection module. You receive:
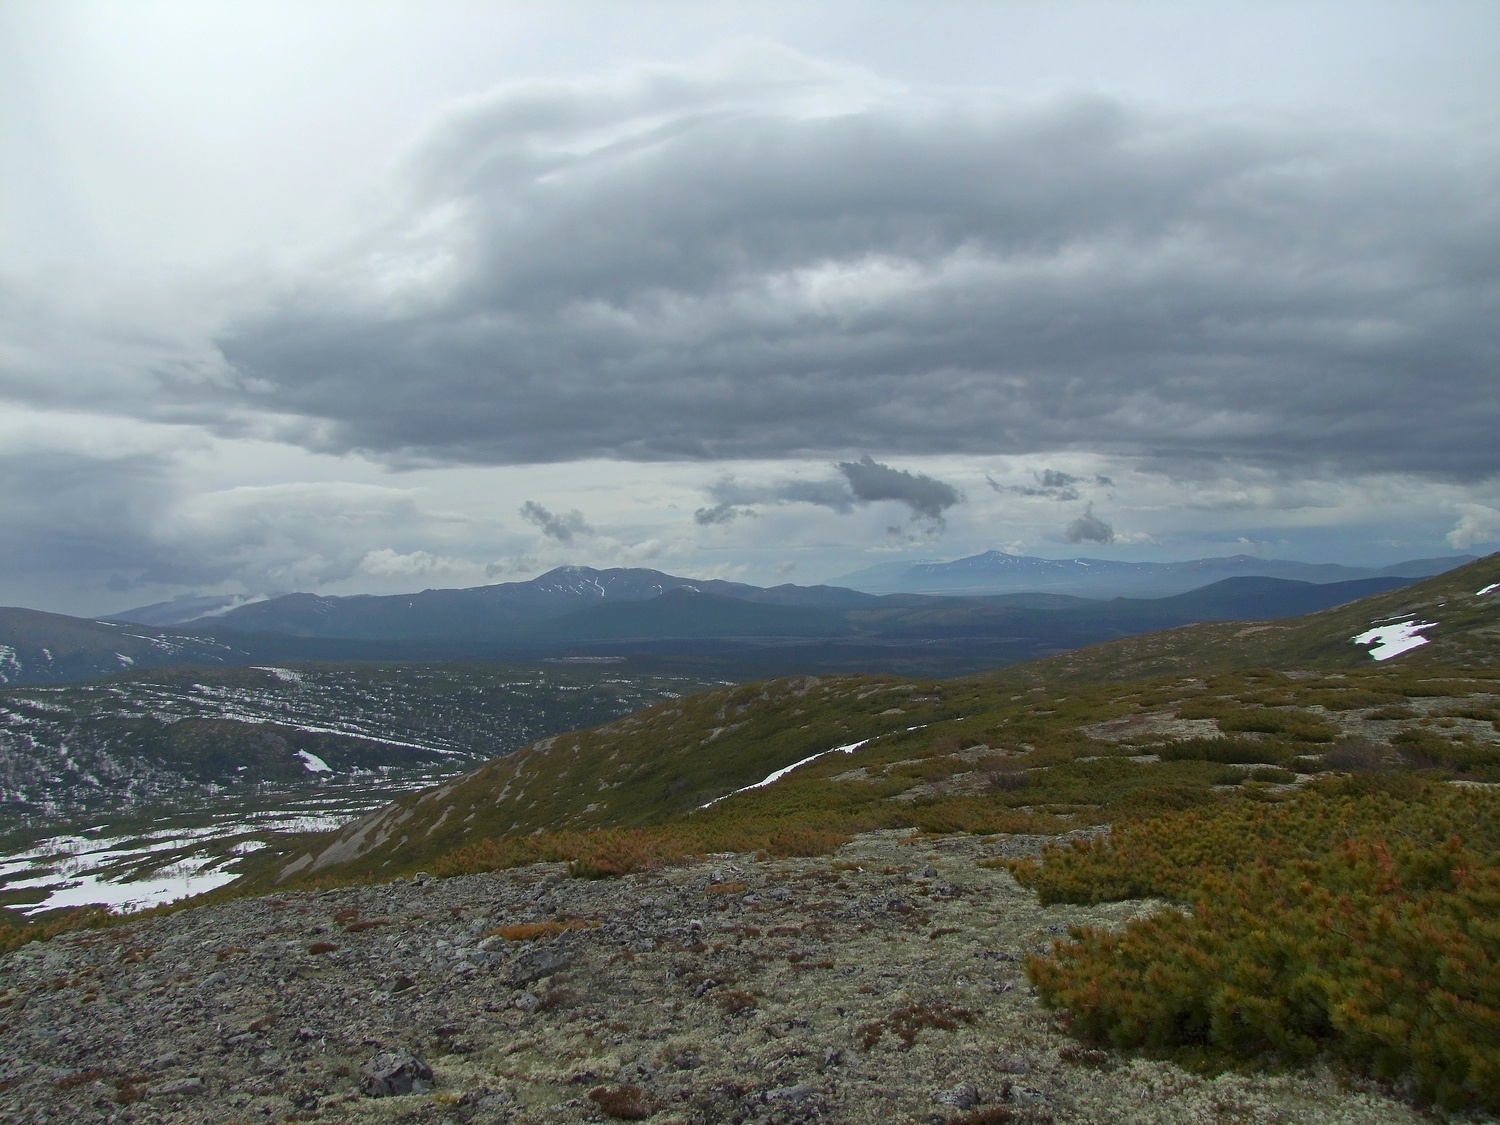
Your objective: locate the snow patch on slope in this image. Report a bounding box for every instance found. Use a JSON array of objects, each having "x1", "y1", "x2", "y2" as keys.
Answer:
[
  {"x1": 1352, "y1": 618, "x2": 1437, "y2": 661},
  {"x1": 297, "y1": 750, "x2": 333, "y2": 773}
]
